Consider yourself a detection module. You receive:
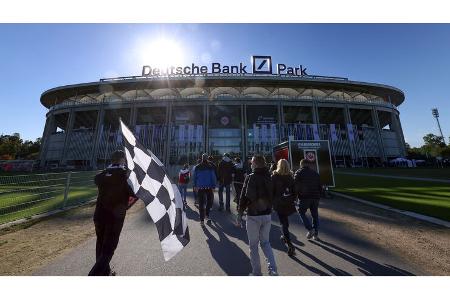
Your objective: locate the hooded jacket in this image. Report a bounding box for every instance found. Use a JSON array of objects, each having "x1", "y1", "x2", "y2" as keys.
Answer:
[{"x1": 193, "y1": 160, "x2": 217, "y2": 189}]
